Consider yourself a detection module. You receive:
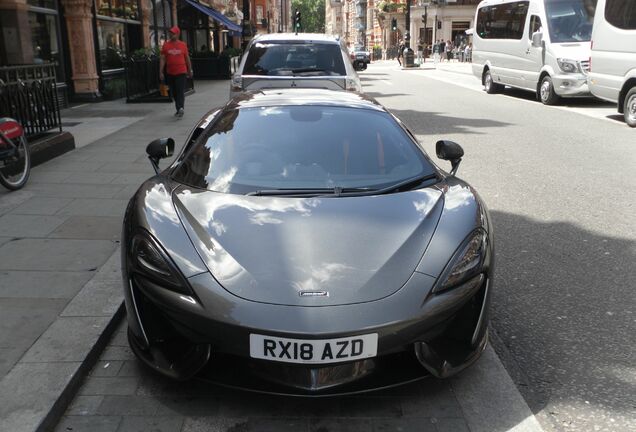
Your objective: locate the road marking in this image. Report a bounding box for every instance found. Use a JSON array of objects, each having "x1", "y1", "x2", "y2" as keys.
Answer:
[{"x1": 380, "y1": 80, "x2": 394, "y2": 86}]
